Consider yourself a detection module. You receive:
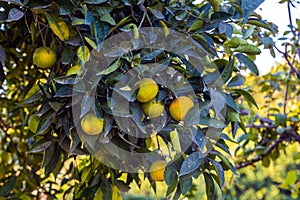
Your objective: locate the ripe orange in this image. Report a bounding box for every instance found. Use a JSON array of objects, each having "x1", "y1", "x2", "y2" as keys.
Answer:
[
  {"x1": 149, "y1": 160, "x2": 167, "y2": 181},
  {"x1": 33, "y1": 47, "x2": 57, "y2": 69},
  {"x1": 169, "y1": 96, "x2": 194, "y2": 121},
  {"x1": 136, "y1": 78, "x2": 158, "y2": 103}
]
